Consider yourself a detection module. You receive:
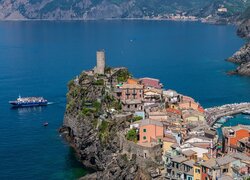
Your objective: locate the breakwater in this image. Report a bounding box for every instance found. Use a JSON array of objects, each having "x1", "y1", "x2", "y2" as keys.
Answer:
[{"x1": 205, "y1": 103, "x2": 250, "y2": 126}]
